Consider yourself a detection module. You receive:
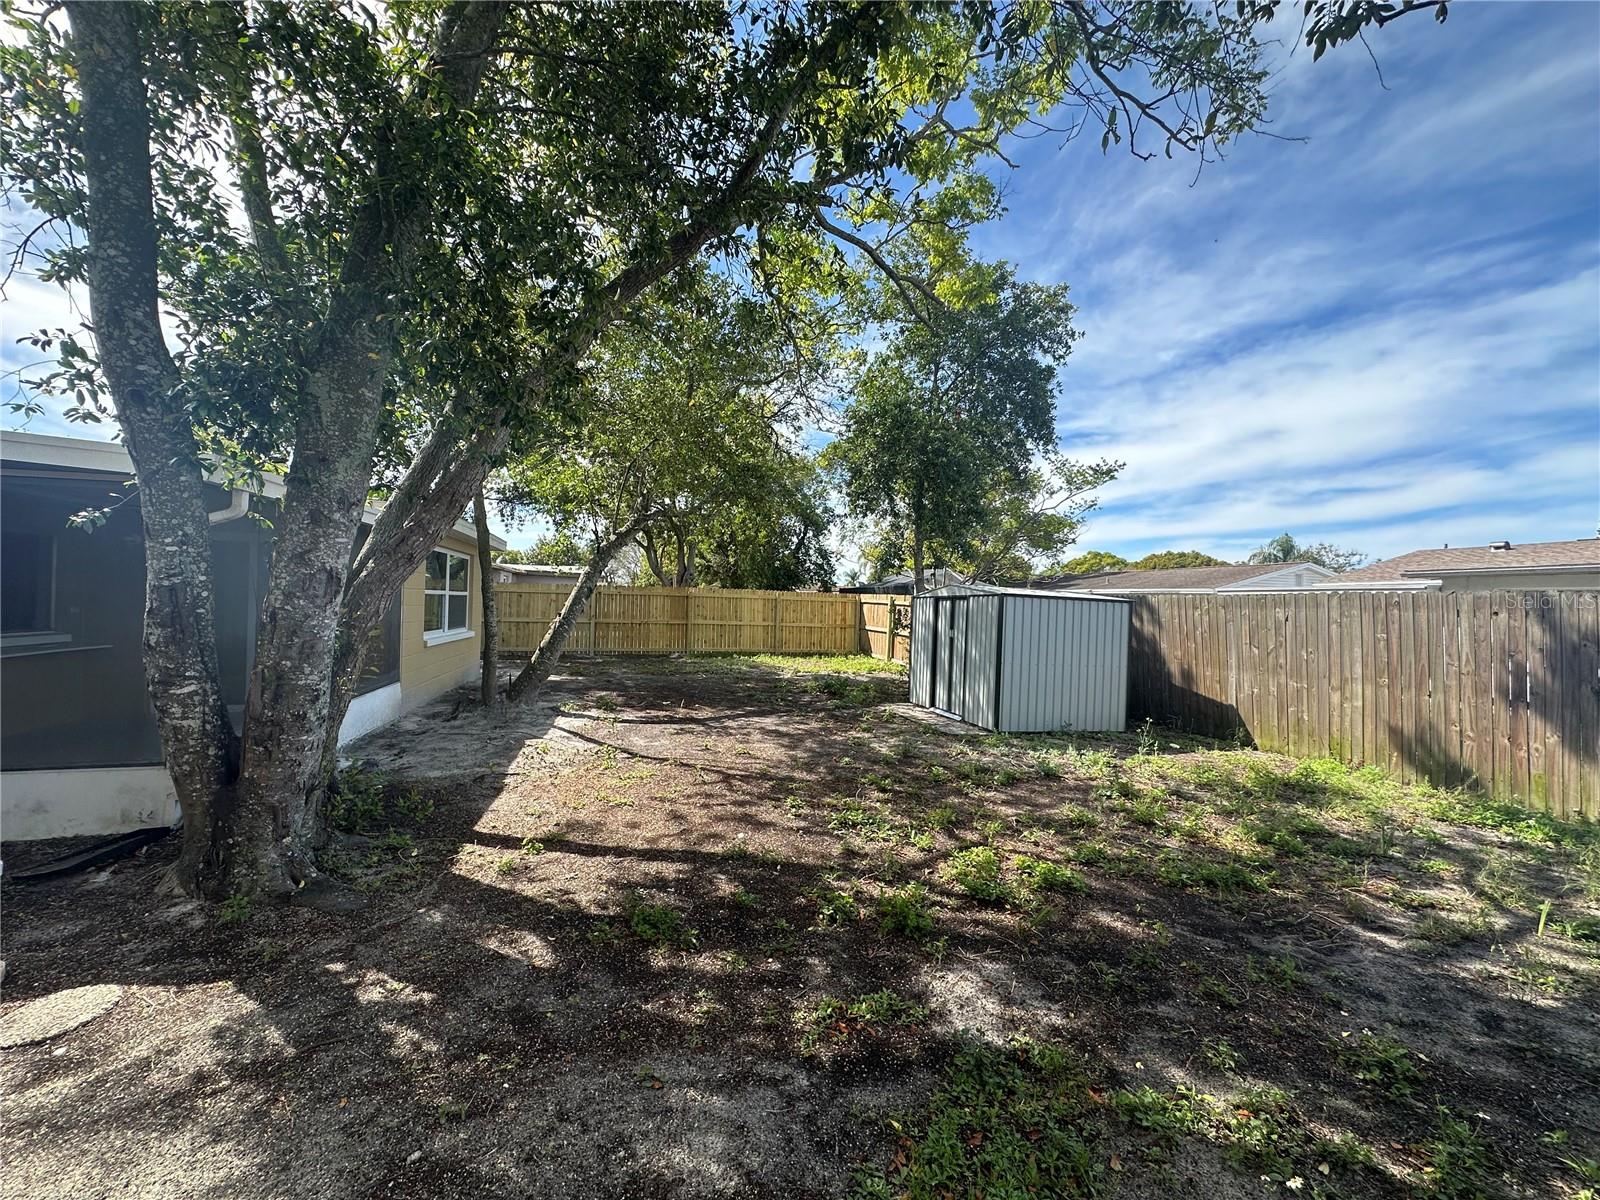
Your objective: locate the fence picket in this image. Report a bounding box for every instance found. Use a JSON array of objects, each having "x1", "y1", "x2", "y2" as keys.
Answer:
[{"x1": 1125, "y1": 591, "x2": 1596, "y2": 818}]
